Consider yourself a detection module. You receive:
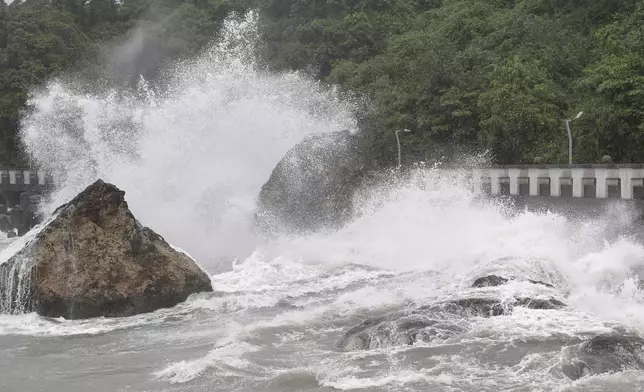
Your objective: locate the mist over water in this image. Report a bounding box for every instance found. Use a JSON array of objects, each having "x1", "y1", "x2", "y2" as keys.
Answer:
[{"x1": 20, "y1": 12, "x2": 357, "y2": 266}]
